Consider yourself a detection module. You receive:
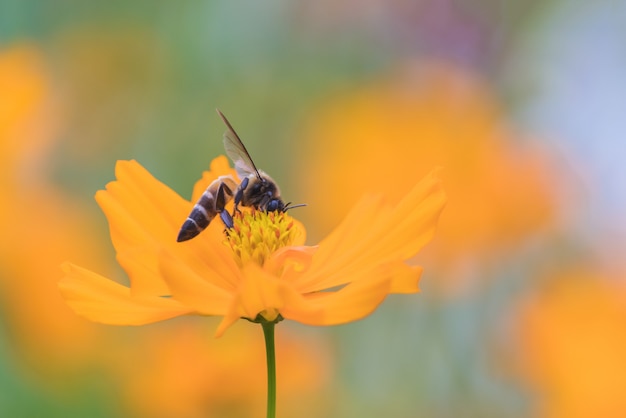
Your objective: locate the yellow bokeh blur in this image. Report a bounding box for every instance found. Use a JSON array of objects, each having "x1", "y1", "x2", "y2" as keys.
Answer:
[
  {"x1": 513, "y1": 268, "x2": 626, "y2": 418},
  {"x1": 296, "y1": 61, "x2": 557, "y2": 295}
]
